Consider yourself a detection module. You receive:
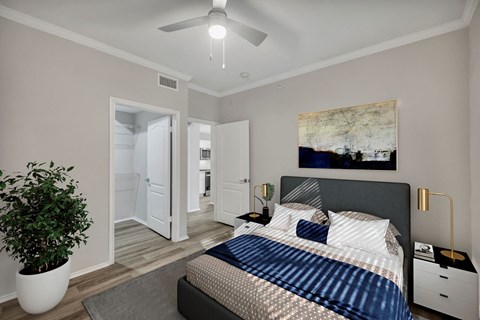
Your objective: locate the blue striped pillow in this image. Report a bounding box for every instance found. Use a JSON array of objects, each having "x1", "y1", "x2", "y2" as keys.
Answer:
[{"x1": 296, "y1": 219, "x2": 329, "y2": 244}]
